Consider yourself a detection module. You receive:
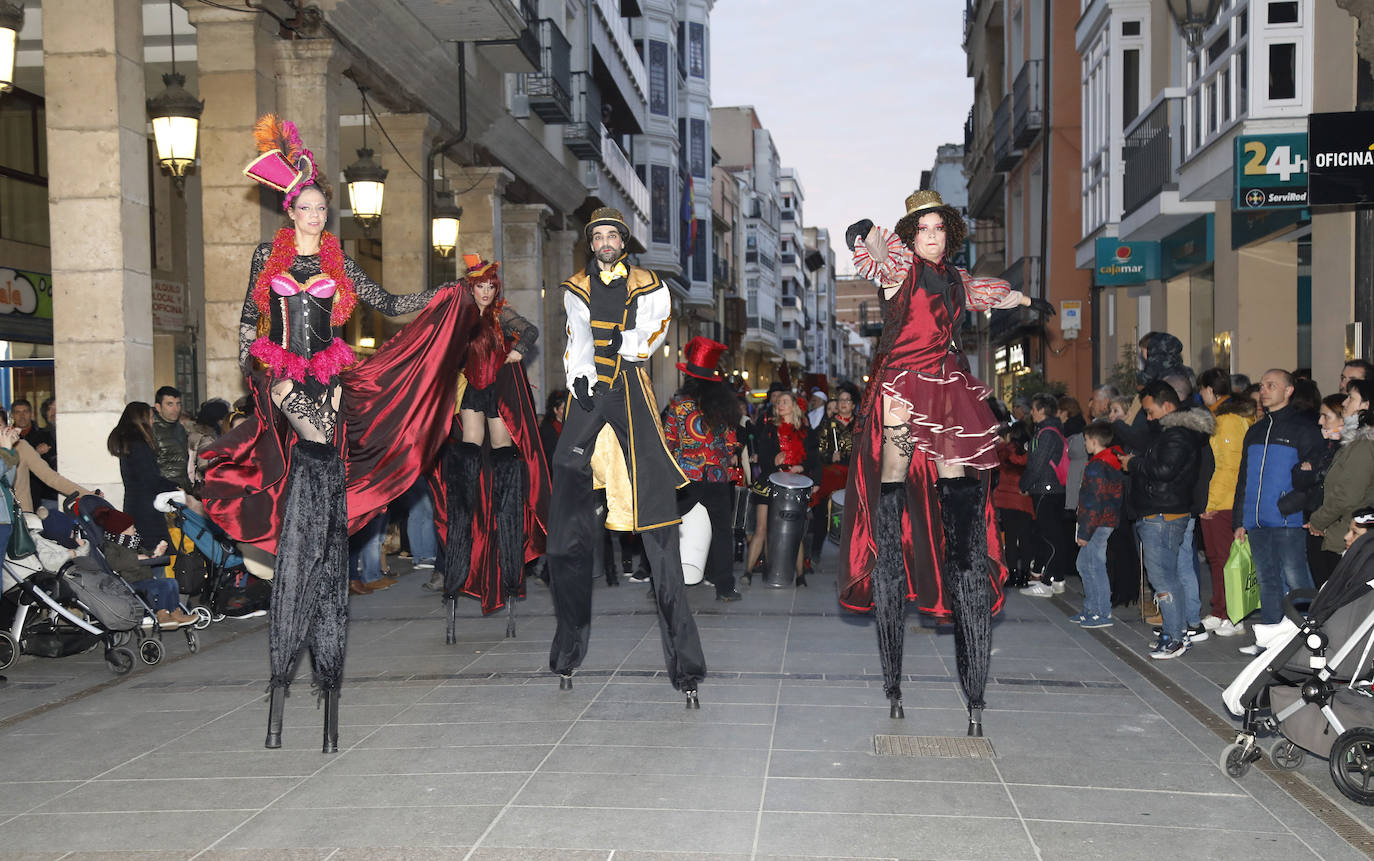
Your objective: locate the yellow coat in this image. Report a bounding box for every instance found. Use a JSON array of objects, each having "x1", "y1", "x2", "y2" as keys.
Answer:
[{"x1": 1206, "y1": 397, "x2": 1257, "y2": 513}]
